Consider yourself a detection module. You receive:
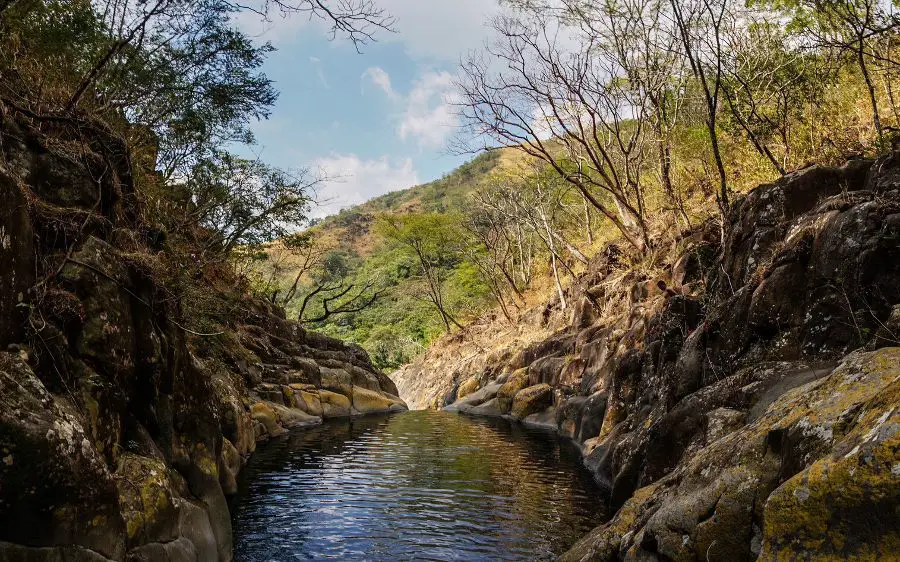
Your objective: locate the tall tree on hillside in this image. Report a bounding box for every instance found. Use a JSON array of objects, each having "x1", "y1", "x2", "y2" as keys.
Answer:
[
  {"x1": 376, "y1": 213, "x2": 465, "y2": 333},
  {"x1": 669, "y1": 0, "x2": 732, "y2": 213},
  {"x1": 769, "y1": 0, "x2": 899, "y2": 142},
  {"x1": 473, "y1": 165, "x2": 587, "y2": 310}
]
